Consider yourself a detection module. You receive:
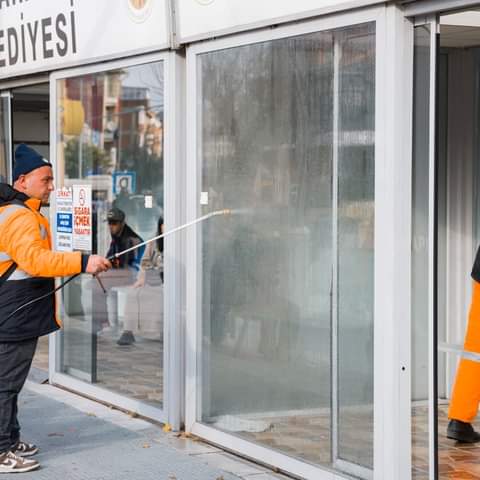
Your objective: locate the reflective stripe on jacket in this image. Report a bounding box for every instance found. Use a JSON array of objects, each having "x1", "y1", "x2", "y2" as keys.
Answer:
[{"x1": 0, "y1": 196, "x2": 83, "y2": 341}]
